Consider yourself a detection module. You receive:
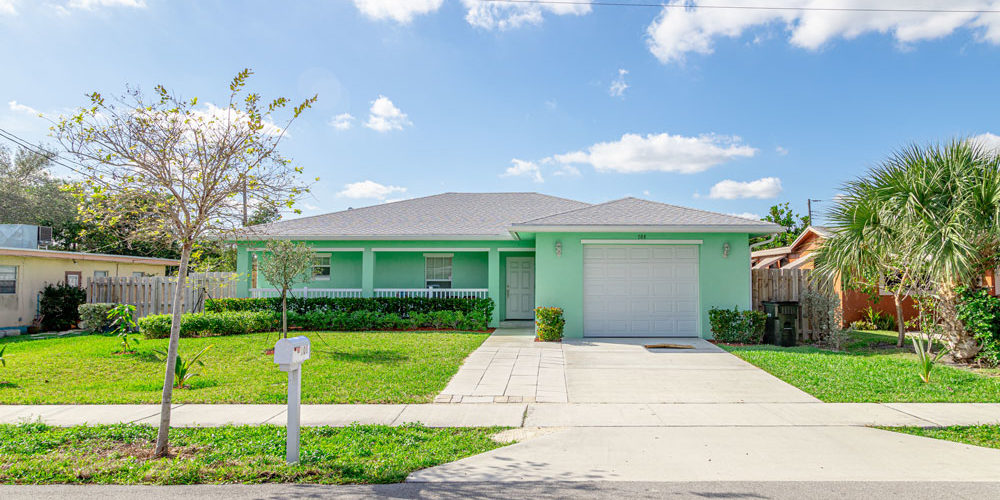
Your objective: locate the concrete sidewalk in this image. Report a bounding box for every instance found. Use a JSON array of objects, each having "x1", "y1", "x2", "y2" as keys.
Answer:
[{"x1": 2, "y1": 402, "x2": 999, "y2": 428}]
